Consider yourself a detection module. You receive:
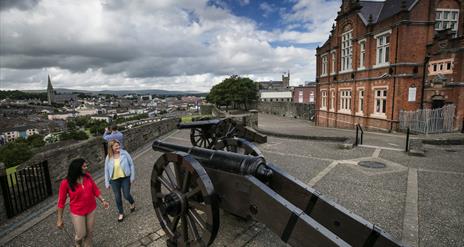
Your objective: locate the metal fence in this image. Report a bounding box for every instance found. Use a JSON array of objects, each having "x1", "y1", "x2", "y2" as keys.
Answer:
[
  {"x1": 0, "y1": 161, "x2": 52, "y2": 218},
  {"x1": 399, "y1": 104, "x2": 456, "y2": 134}
]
